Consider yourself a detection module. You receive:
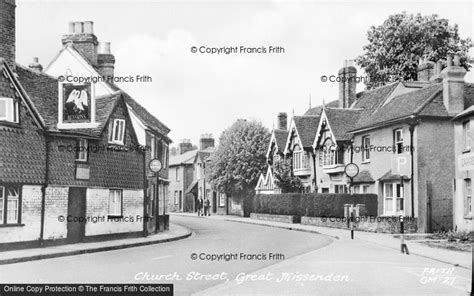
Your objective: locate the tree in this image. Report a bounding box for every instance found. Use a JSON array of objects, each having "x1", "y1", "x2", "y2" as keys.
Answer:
[
  {"x1": 207, "y1": 119, "x2": 270, "y2": 199},
  {"x1": 356, "y1": 12, "x2": 472, "y2": 89},
  {"x1": 272, "y1": 156, "x2": 303, "y2": 193}
]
